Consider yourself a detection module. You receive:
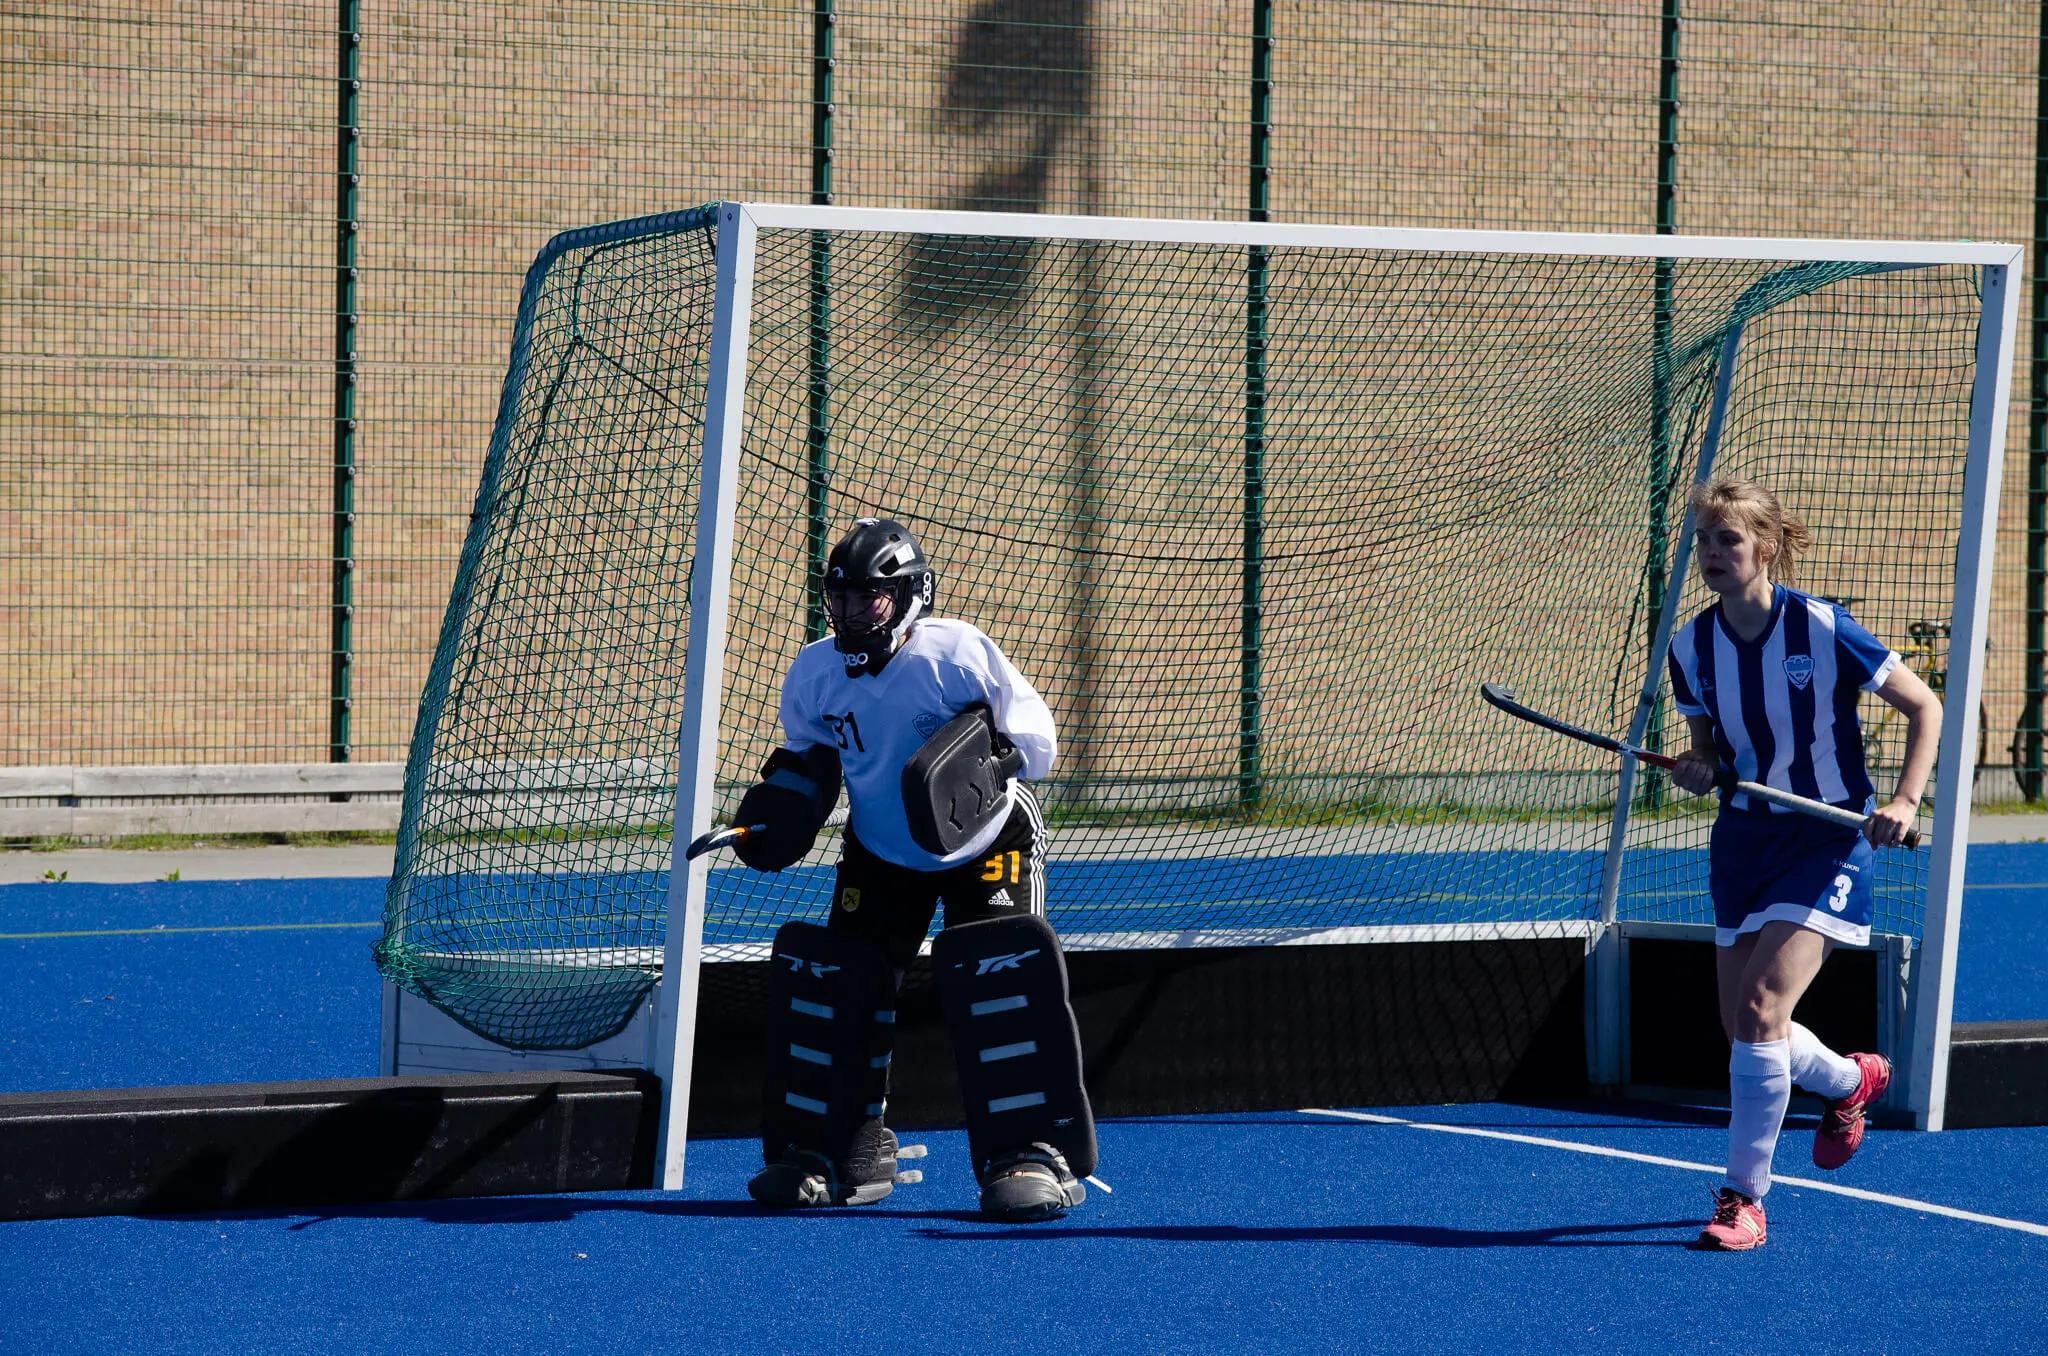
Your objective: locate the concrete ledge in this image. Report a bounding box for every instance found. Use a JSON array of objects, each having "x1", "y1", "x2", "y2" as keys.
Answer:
[
  {"x1": 0, "y1": 1071, "x2": 658, "y2": 1221},
  {"x1": 0, "y1": 762, "x2": 406, "y2": 838},
  {"x1": 0, "y1": 764, "x2": 406, "y2": 798},
  {"x1": 1945, "y1": 1021, "x2": 2048, "y2": 1129}
]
